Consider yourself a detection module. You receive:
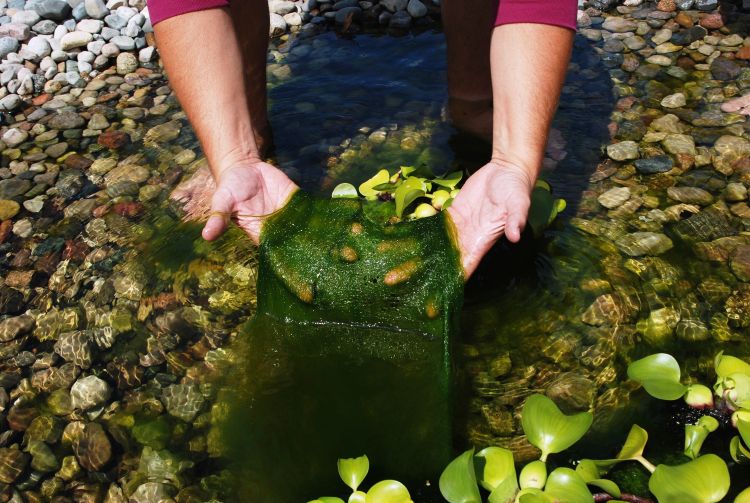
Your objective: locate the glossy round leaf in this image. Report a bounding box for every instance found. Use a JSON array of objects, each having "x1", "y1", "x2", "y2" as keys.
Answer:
[
  {"x1": 332, "y1": 183, "x2": 359, "y2": 199},
  {"x1": 684, "y1": 416, "x2": 718, "y2": 460},
  {"x1": 715, "y1": 353, "x2": 750, "y2": 379},
  {"x1": 735, "y1": 487, "x2": 750, "y2": 503},
  {"x1": 309, "y1": 498, "x2": 345, "y2": 503},
  {"x1": 649, "y1": 454, "x2": 730, "y2": 503},
  {"x1": 575, "y1": 460, "x2": 621, "y2": 498},
  {"x1": 439, "y1": 449, "x2": 482, "y2": 503},
  {"x1": 366, "y1": 480, "x2": 412, "y2": 503},
  {"x1": 517, "y1": 489, "x2": 550, "y2": 503},
  {"x1": 475, "y1": 447, "x2": 517, "y2": 492},
  {"x1": 338, "y1": 455, "x2": 369, "y2": 491},
  {"x1": 348, "y1": 492, "x2": 366, "y2": 503},
  {"x1": 432, "y1": 171, "x2": 463, "y2": 189},
  {"x1": 544, "y1": 468, "x2": 594, "y2": 503},
  {"x1": 627, "y1": 354, "x2": 687, "y2": 400},
  {"x1": 617, "y1": 424, "x2": 649, "y2": 460},
  {"x1": 394, "y1": 177, "x2": 426, "y2": 218},
  {"x1": 740, "y1": 418, "x2": 750, "y2": 446},
  {"x1": 521, "y1": 394, "x2": 593, "y2": 459},
  {"x1": 359, "y1": 169, "x2": 391, "y2": 198},
  {"x1": 726, "y1": 373, "x2": 750, "y2": 409},
  {"x1": 730, "y1": 435, "x2": 750, "y2": 463}
]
